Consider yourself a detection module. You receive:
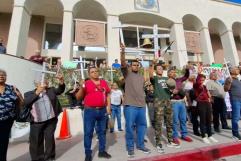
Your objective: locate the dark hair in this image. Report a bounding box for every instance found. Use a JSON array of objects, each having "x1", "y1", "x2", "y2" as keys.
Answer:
[
  {"x1": 88, "y1": 66, "x2": 97, "y2": 73},
  {"x1": 131, "y1": 59, "x2": 139, "y2": 65},
  {"x1": 154, "y1": 63, "x2": 163, "y2": 70}
]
